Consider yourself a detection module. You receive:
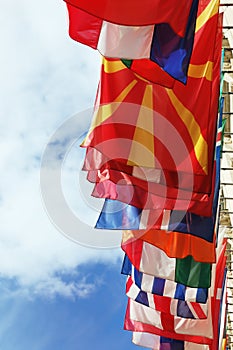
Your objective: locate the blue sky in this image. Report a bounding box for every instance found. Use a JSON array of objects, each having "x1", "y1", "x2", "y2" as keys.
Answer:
[
  {"x1": 0, "y1": 263, "x2": 140, "y2": 350},
  {"x1": 0, "y1": 1, "x2": 144, "y2": 349}
]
